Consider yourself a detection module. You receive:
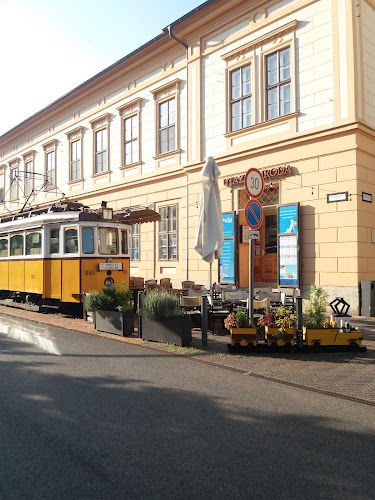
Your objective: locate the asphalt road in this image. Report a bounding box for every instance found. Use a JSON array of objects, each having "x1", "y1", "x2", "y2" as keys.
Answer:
[{"x1": 0, "y1": 315, "x2": 374, "y2": 500}]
